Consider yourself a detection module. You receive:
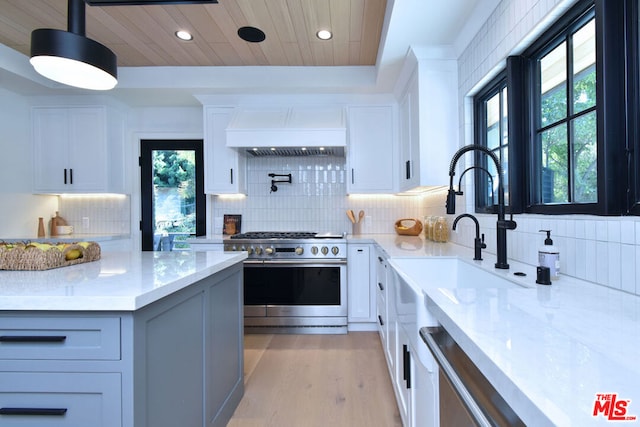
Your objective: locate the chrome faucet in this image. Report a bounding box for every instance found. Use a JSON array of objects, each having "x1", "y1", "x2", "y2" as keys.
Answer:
[
  {"x1": 446, "y1": 145, "x2": 516, "y2": 269},
  {"x1": 452, "y1": 214, "x2": 486, "y2": 260}
]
